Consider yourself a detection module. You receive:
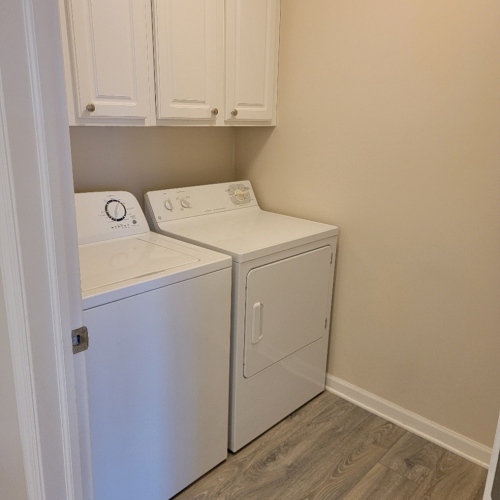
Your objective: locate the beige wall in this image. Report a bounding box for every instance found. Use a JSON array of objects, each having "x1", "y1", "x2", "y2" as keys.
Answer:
[
  {"x1": 0, "y1": 266, "x2": 28, "y2": 500},
  {"x1": 235, "y1": 0, "x2": 500, "y2": 447},
  {"x1": 70, "y1": 127, "x2": 235, "y2": 206}
]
